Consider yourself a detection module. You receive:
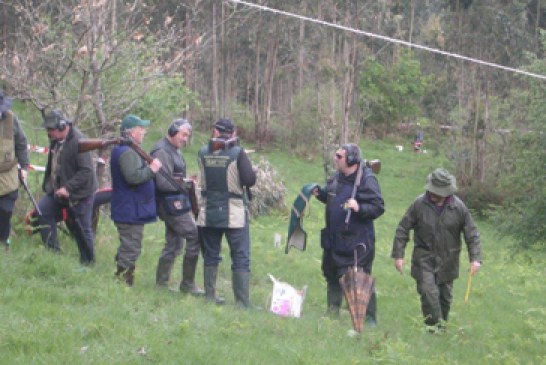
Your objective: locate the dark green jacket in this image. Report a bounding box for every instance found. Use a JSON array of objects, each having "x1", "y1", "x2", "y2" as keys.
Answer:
[{"x1": 391, "y1": 193, "x2": 481, "y2": 283}]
